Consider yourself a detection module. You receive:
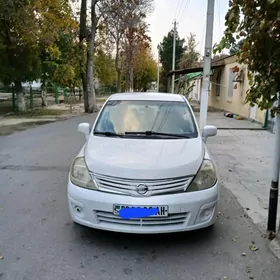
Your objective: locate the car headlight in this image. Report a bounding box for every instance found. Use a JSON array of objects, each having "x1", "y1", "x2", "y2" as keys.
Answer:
[
  {"x1": 187, "y1": 159, "x2": 217, "y2": 192},
  {"x1": 70, "y1": 157, "x2": 97, "y2": 190}
]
